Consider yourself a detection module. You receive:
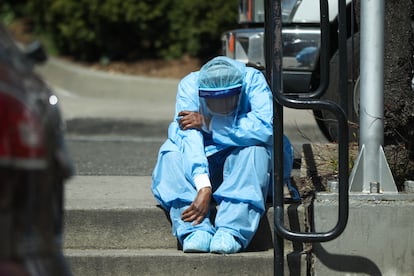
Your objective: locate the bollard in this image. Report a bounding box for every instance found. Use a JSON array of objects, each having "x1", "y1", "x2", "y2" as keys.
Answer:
[
  {"x1": 328, "y1": 179, "x2": 339, "y2": 193},
  {"x1": 369, "y1": 182, "x2": 380, "y2": 193},
  {"x1": 404, "y1": 180, "x2": 414, "y2": 193}
]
